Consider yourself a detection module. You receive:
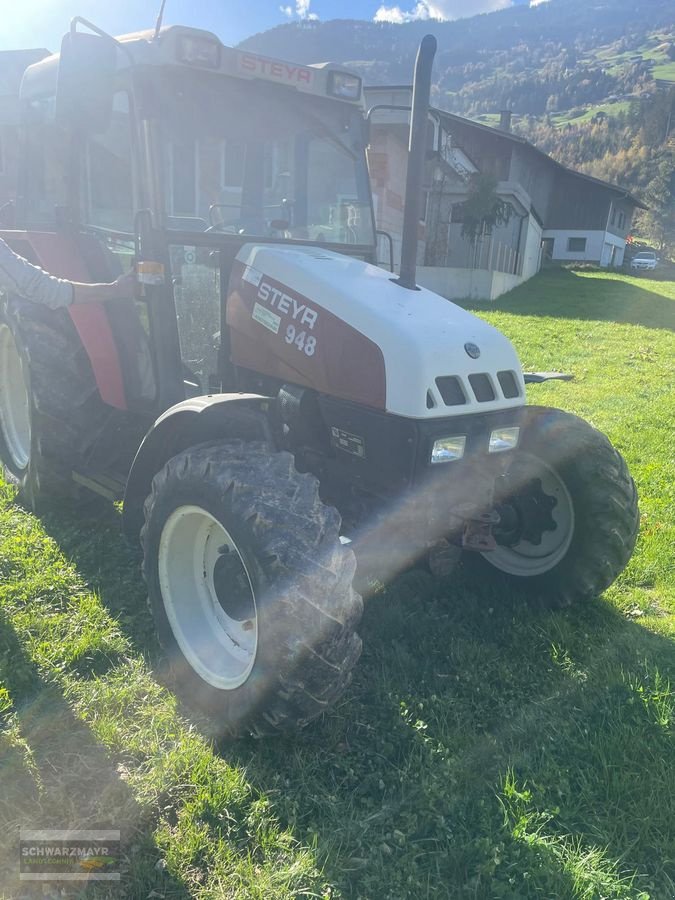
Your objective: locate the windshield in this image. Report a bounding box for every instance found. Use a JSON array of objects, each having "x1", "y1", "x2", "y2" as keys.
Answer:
[{"x1": 150, "y1": 70, "x2": 374, "y2": 247}]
